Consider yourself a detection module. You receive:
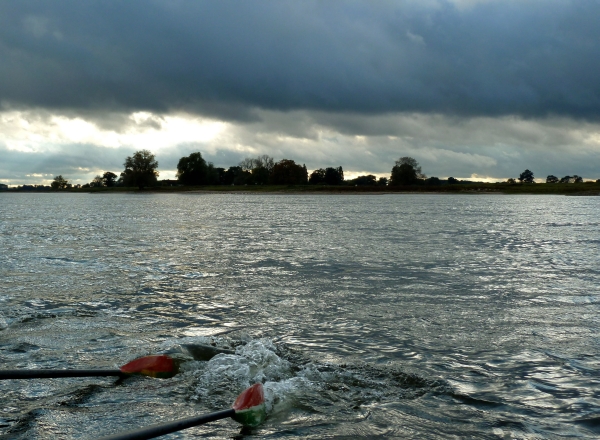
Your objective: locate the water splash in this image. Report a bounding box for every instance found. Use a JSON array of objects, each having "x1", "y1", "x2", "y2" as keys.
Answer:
[
  {"x1": 188, "y1": 338, "x2": 446, "y2": 420},
  {"x1": 192, "y1": 339, "x2": 309, "y2": 414},
  {"x1": 0, "y1": 313, "x2": 8, "y2": 330}
]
